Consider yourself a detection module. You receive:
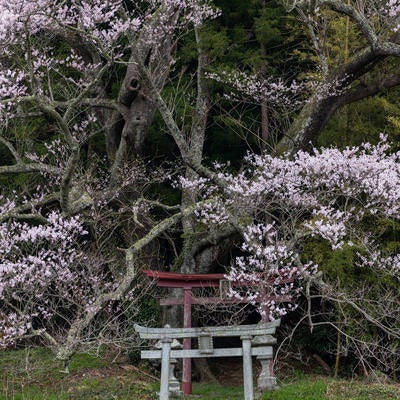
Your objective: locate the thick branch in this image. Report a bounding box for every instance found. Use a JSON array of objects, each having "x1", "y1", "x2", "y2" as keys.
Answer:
[
  {"x1": 277, "y1": 46, "x2": 389, "y2": 152},
  {"x1": 189, "y1": 226, "x2": 238, "y2": 258},
  {"x1": 37, "y1": 97, "x2": 77, "y2": 147},
  {"x1": 339, "y1": 74, "x2": 400, "y2": 105},
  {"x1": 56, "y1": 98, "x2": 129, "y2": 118},
  {"x1": 0, "y1": 136, "x2": 22, "y2": 163},
  {"x1": 60, "y1": 147, "x2": 80, "y2": 214},
  {"x1": 64, "y1": 62, "x2": 112, "y2": 122},
  {"x1": 0, "y1": 193, "x2": 59, "y2": 224},
  {"x1": 140, "y1": 62, "x2": 190, "y2": 157},
  {"x1": 0, "y1": 163, "x2": 61, "y2": 175},
  {"x1": 0, "y1": 213, "x2": 48, "y2": 224},
  {"x1": 277, "y1": 1, "x2": 400, "y2": 153},
  {"x1": 189, "y1": 27, "x2": 210, "y2": 162}
]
